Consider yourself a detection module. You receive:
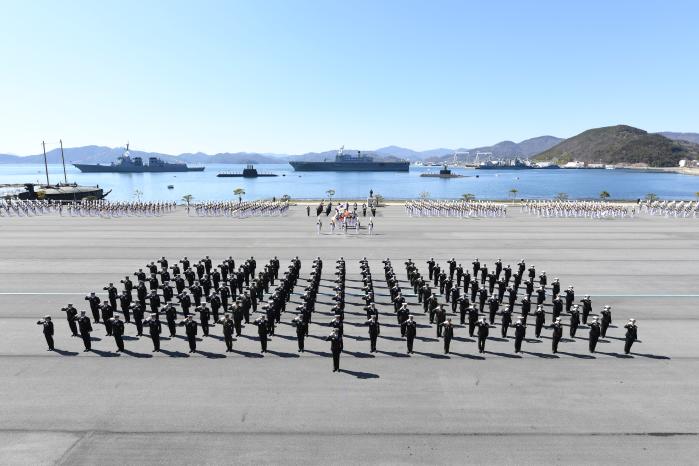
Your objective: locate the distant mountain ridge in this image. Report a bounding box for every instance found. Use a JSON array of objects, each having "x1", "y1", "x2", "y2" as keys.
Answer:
[
  {"x1": 534, "y1": 125, "x2": 699, "y2": 167},
  {"x1": 657, "y1": 132, "x2": 699, "y2": 144},
  {"x1": 1, "y1": 129, "x2": 695, "y2": 165}
]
